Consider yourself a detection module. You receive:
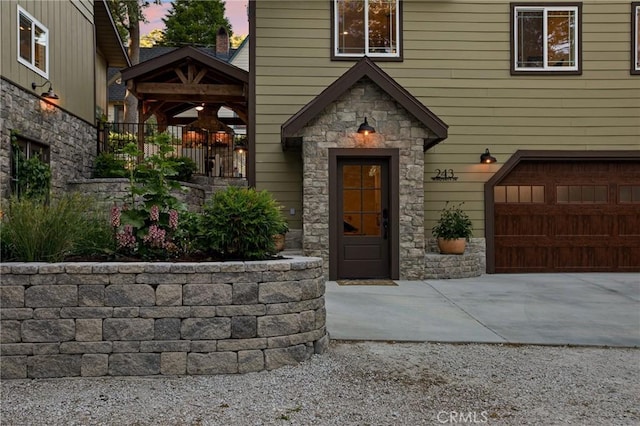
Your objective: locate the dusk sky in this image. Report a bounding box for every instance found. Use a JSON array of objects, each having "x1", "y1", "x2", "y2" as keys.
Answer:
[{"x1": 141, "y1": 0, "x2": 249, "y2": 36}]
